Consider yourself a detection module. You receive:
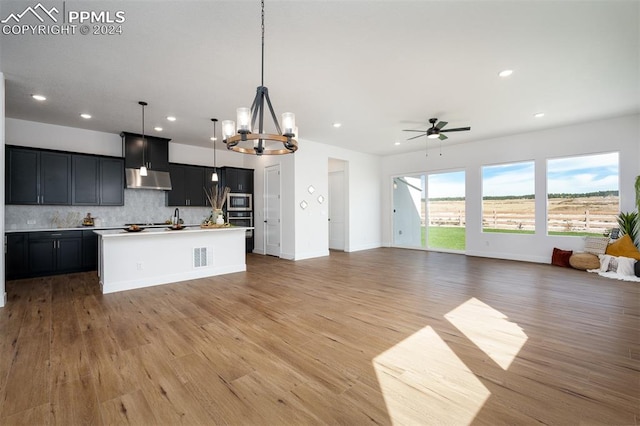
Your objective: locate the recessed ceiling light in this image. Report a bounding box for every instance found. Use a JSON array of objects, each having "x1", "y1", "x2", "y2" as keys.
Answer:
[
  {"x1": 332, "y1": 122, "x2": 342, "y2": 128},
  {"x1": 210, "y1": 136, "x2": 217, "y2": 141},
  {"x1": 166, "y1": 116, "x2": 177, "y2": 122},
  {"x1": 394, "y1": 141, "x2": 401, "y2": 146},
  {"x1": 80, "y1": 113, "x2": 91, "y2": 119},
  {"x1": 31, "y1": 94, "x2": 46, "y2": 101},
  {"x1": 498, "y1": 69, "x2": 513, "y2": 78},
  {"x1": 534, "y1": 112, "x2": 545, "y2": 118},
  {"x1": 154, "y1": 126, "x2": 163, "y2": 131}
]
